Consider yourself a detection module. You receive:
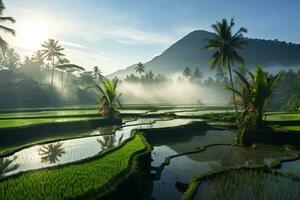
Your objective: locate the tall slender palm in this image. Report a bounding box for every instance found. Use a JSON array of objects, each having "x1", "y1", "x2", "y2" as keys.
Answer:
[
  {"x1": 41, "y1": 39, "x2": 65, "y2": 86},
  {"x1": 204, "y1": 18, "x2": 247, "y2": 113},
  {"x1": 135, "y1": 62, "x2": 145, "y2": 77},
  {"x1": 0, "y1": 0, "x2": 15, "y2": 55}
]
